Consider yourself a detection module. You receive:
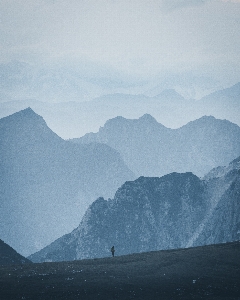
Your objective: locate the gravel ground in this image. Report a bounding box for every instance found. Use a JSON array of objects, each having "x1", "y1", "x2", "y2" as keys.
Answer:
[{"x1": 1, "y1": 241, "x2": 240, "y2": 299}]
